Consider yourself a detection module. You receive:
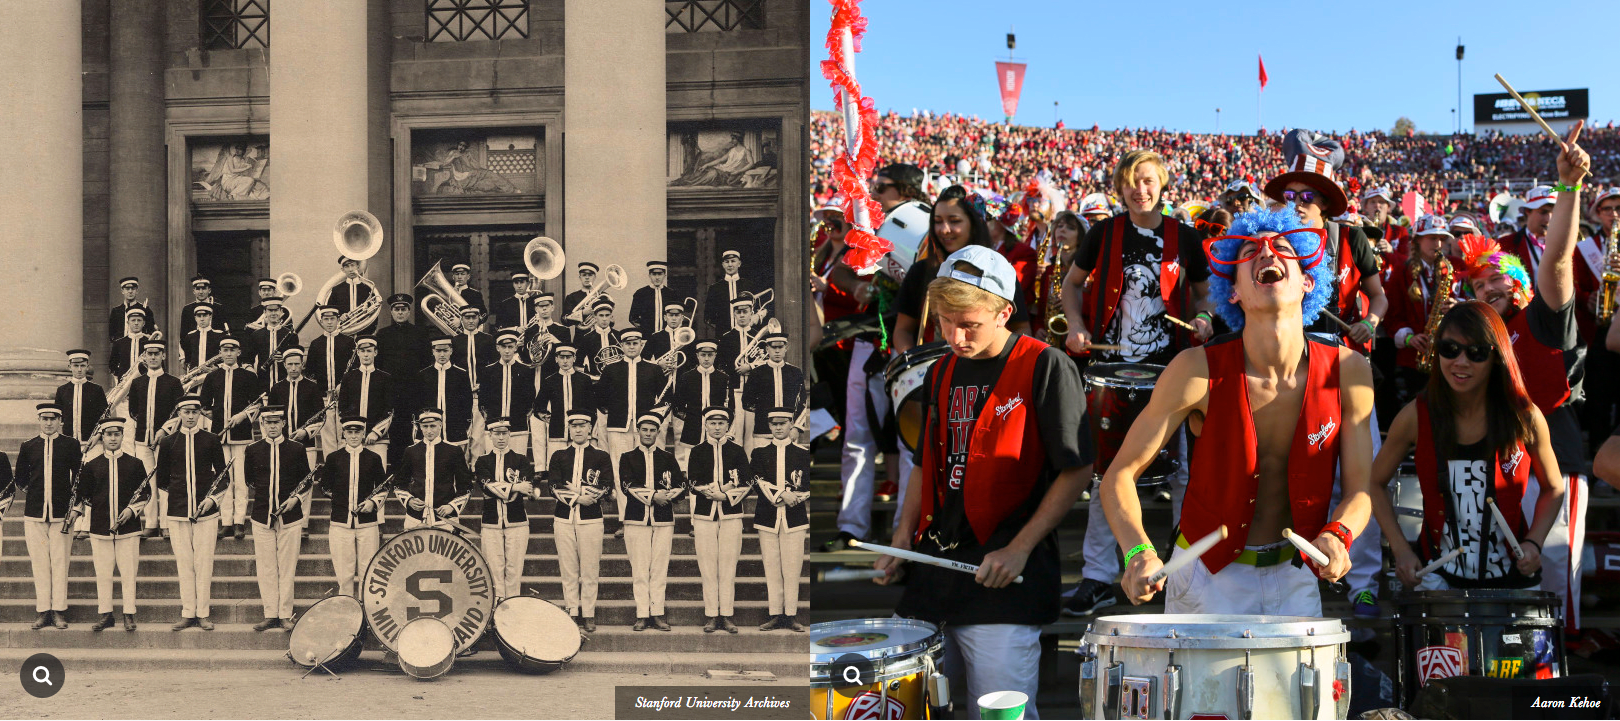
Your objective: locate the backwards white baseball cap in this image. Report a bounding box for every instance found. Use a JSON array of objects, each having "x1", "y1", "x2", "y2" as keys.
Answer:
[{"x1": 937, "y1": 246, "x2": 1018, "y2": 303}]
